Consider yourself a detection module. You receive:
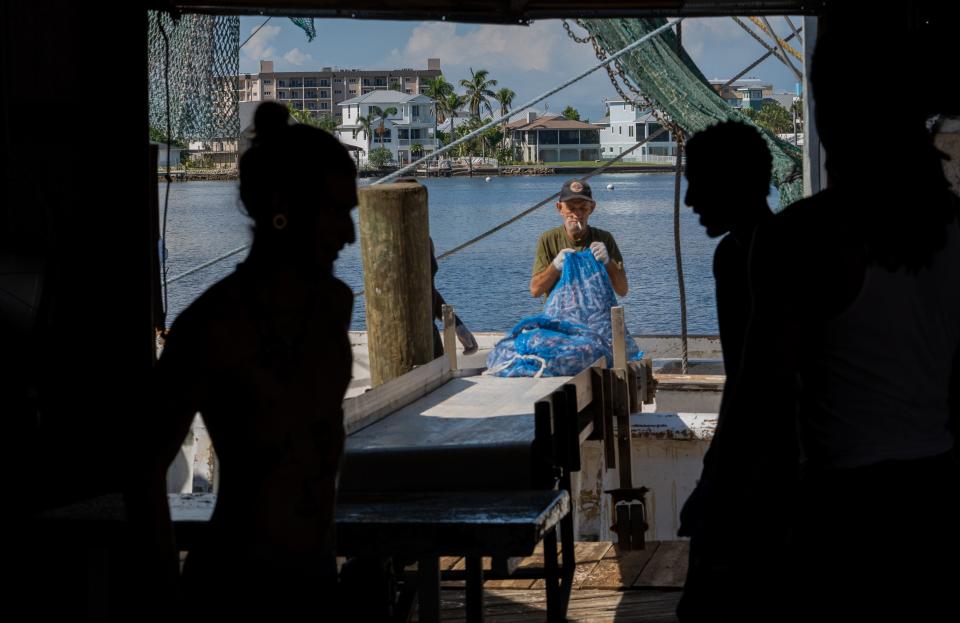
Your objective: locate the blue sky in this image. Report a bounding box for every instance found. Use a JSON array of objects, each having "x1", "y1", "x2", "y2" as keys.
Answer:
[{"x1": 239, "y1": 16, "x2": 806, "y2": 121}]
